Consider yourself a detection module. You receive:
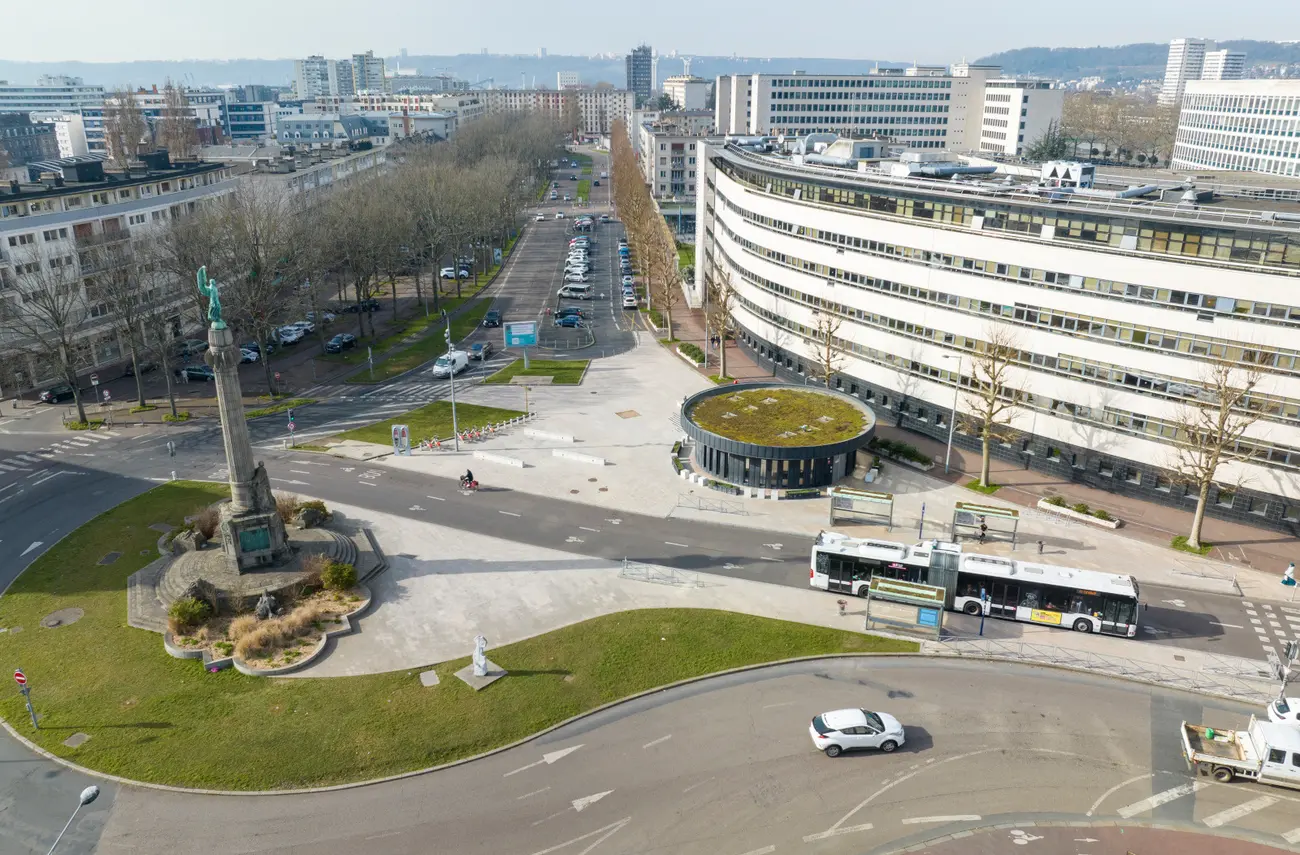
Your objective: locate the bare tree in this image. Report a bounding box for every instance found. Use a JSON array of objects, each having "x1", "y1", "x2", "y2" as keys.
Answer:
[
  {"x1": 85, "y1": 238, "x2": 152, "y2": 406},
  {"x1": 135, "y1": 256, "x2": 190, "y2": 419},
  {"x1": 1, "y1": 250, "x2": 92, "y2": 423},
  {"x1": 810, "y1": 309, "x2": 845, "y2": 388},
  {"x1": 1167, "y1": 359, "x2": 1265, "y2": 549},
  {"x1": 963, "y1": 325, "x2": 1023, "y2": 488},
  {"x1": 158, "y1": 80, "x2": 198, "y2": 159},
  {"x1": 705, "y1": 267, "x2": 736, "y2": 379},
  {"x1": 103, "y1": 88, "x2": 147, "y2": 172},
  {"x1": 648, "y1": 226, "x2": 683, "y2": 338}
]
